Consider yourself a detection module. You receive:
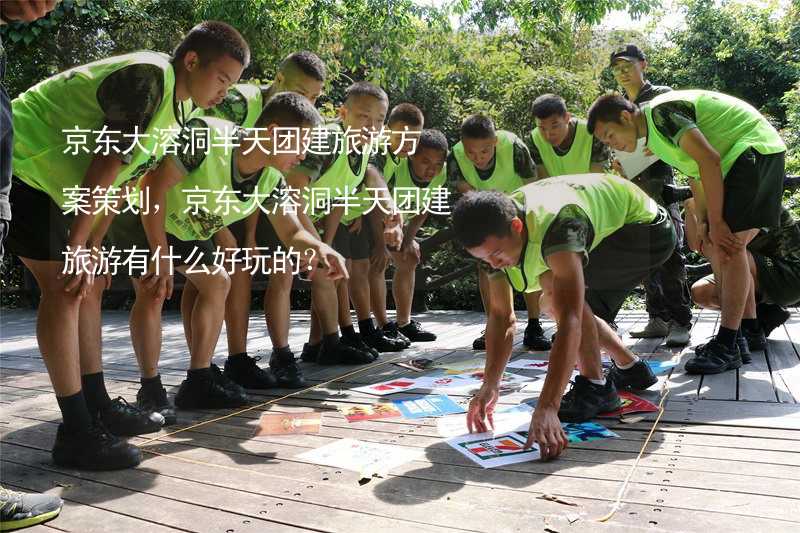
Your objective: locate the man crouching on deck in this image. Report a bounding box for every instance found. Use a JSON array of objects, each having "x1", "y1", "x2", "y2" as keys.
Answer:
[{"x1": 453, "y1": 174, "x2": 673, "y2": 460}]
